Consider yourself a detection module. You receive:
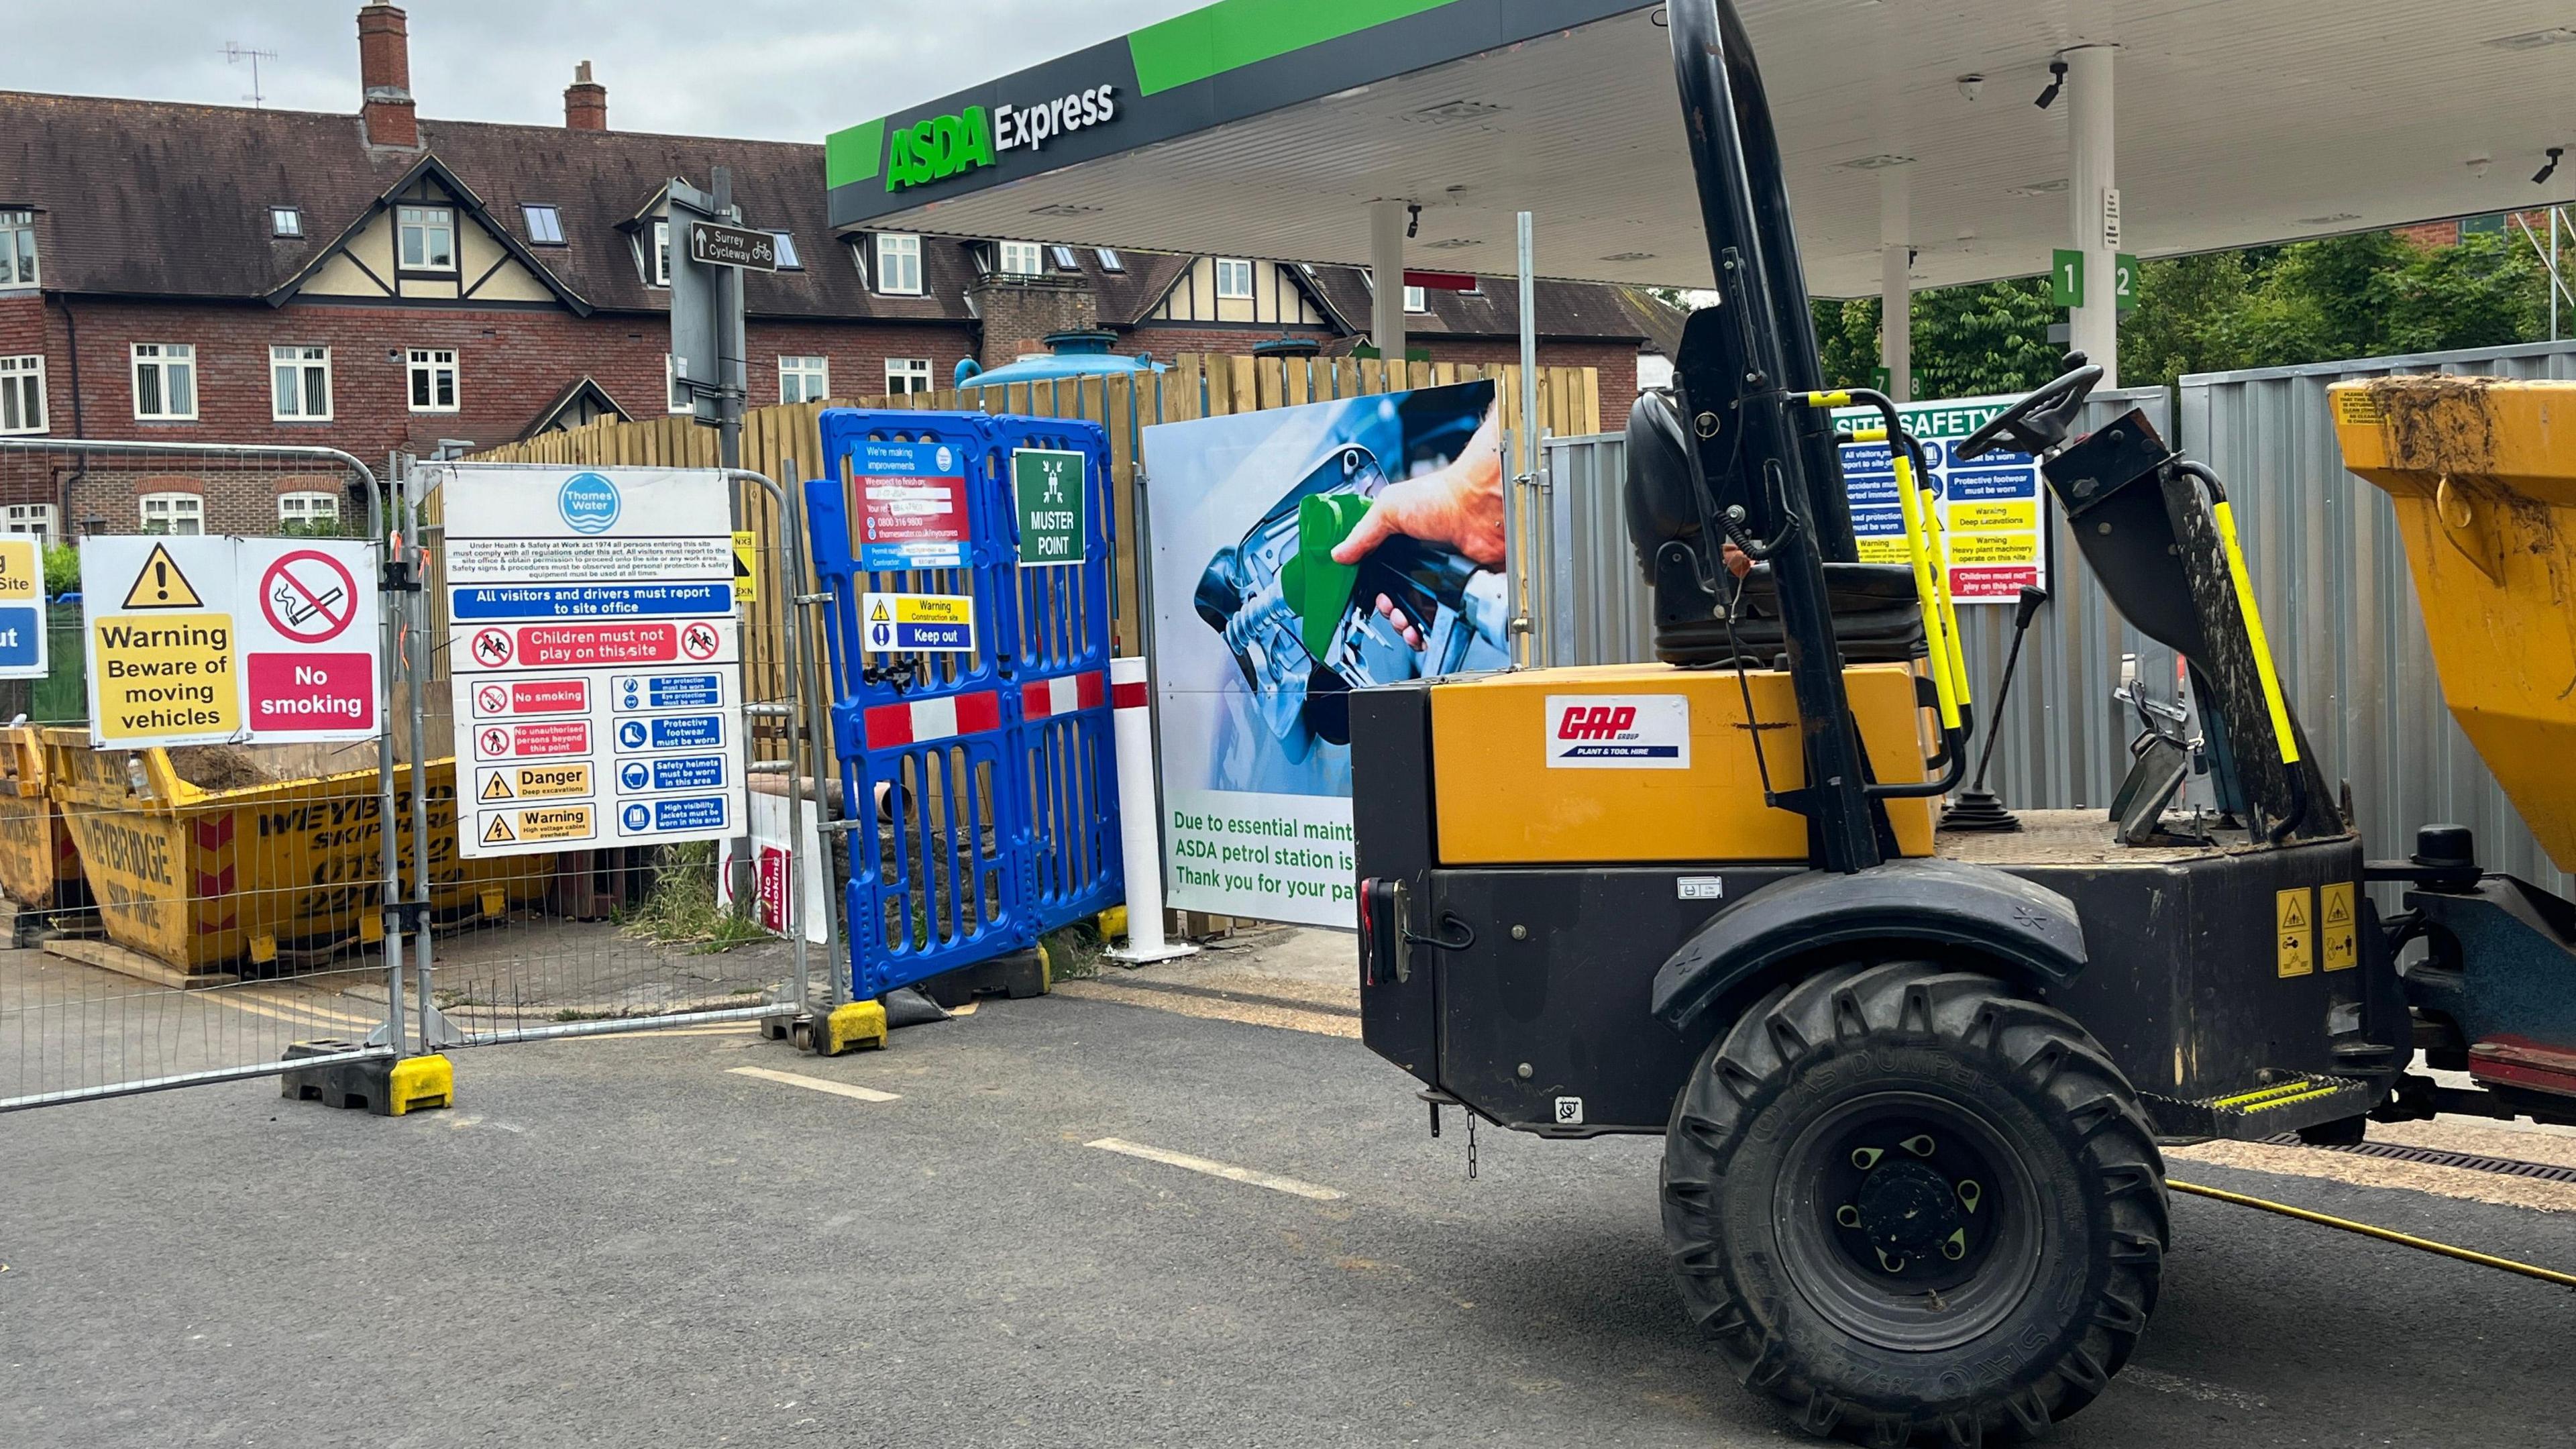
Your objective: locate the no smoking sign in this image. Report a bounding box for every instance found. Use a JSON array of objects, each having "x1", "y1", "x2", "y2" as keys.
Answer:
[
  {"x1": 239, "y1": 538, "x2": 381, "y2": 743},
  {"x1": 260, "y1": 549, "x2": 359, "y2": 645}
]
